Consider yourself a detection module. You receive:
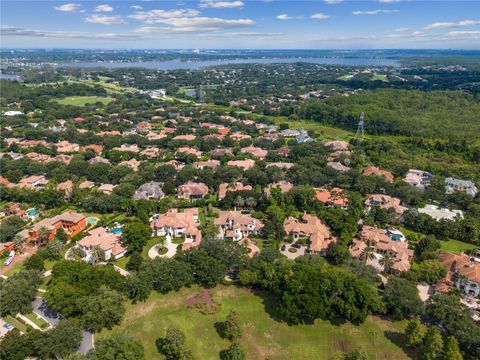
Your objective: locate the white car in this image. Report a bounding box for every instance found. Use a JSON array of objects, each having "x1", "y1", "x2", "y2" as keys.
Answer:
[{"x1": 3, "y1": 250, "x2": 14, "y2": 266}]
